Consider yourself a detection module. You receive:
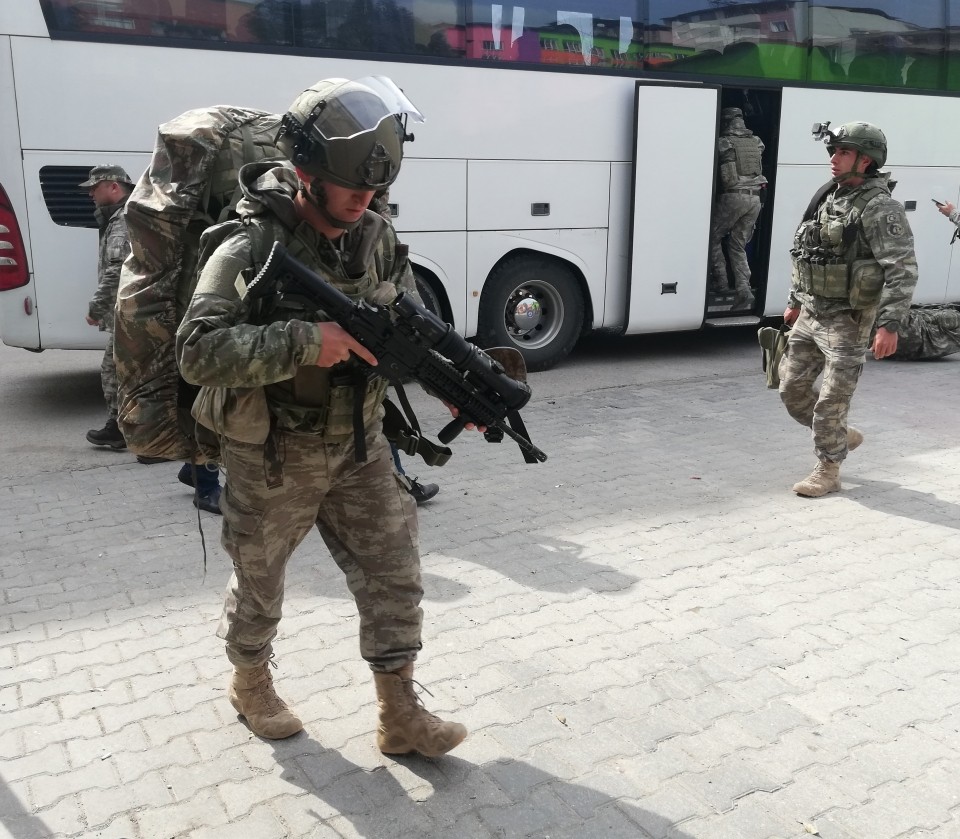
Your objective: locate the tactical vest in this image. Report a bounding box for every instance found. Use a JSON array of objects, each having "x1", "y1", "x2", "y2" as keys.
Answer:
[
  {"x1": 791, "y1": 184, "x2": 887, "y2": 309},
  {"x1": 194, "y1": 213, "x2": 392, "y2": 445},
  {"x1": 729, "y1": 135, "x2": 763, "y2": 179}
]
